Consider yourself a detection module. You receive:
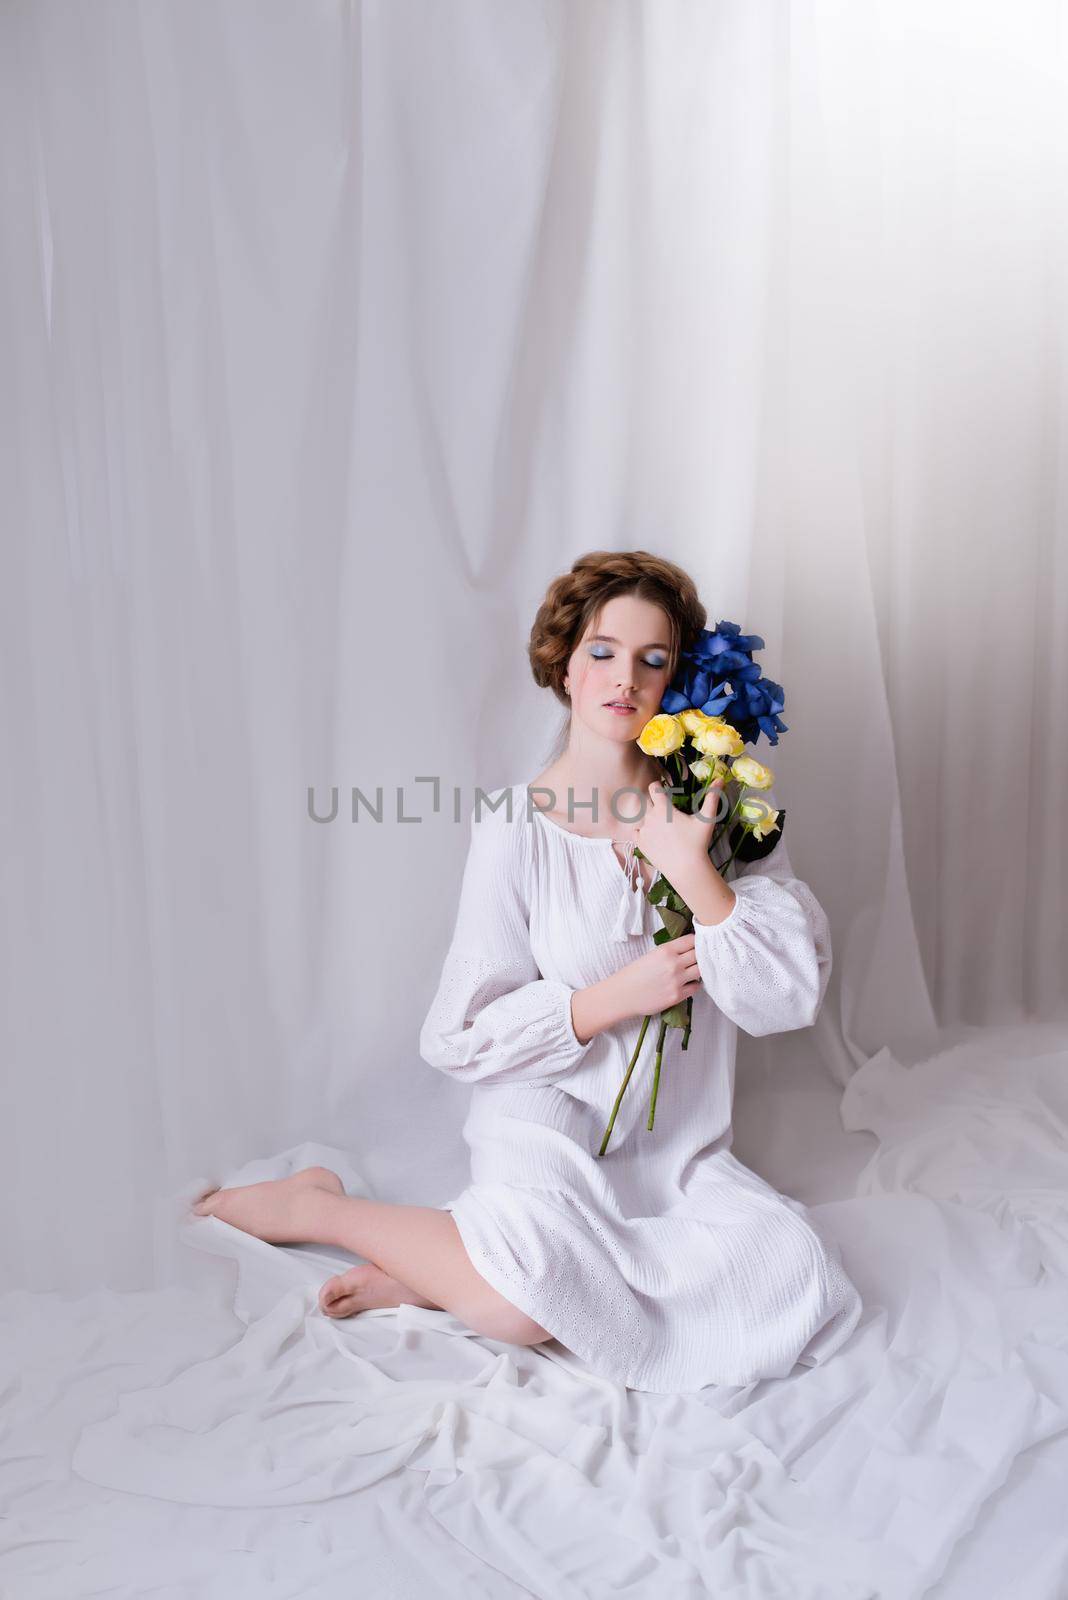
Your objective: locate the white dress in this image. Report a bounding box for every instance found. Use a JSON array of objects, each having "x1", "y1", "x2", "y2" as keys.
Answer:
[{"x1": 419, "y1": 780, "x2": 862, "y2": 1393}]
